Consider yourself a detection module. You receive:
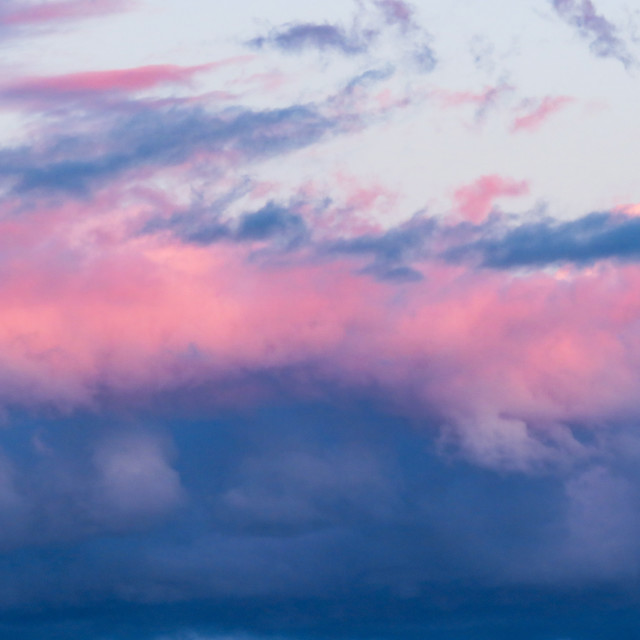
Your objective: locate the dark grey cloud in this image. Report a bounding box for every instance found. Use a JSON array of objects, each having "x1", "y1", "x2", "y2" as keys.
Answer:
[
  {"x1": 149, "y1": 204, "x2": 640, "y2": 277},
  {"x1": 236, "y1": 202, "x2": 308, "y2": 245},
  {"x1": 0, "y1": 386, "x2": 640, "y2": 638},
  {"x1": 551, "y1": 0, "x2": 634, "y2": 67},
  {"x1": 325, "y1": 216, "x2": 436, "y2": 280},
  {"x1": 147, "y1": 201, "x2": 309, "y2": 251},
  {"x1": 4, "y1": 590, "x2": 640, "y2": 640},
  {"x1": 145, "y1": 200, "x2": 430, "y2": 280},
  {"x1": 447, "y1": 211, "x2": 640, "y2": 268}
]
